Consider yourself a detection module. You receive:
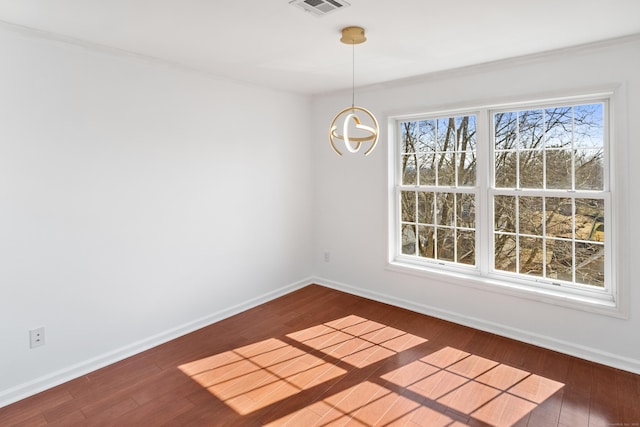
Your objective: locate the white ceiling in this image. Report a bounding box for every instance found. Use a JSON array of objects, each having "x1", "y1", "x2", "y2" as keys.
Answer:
[{"x1": 0, "y1": 0, "x2": 639, "y2": 95}]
